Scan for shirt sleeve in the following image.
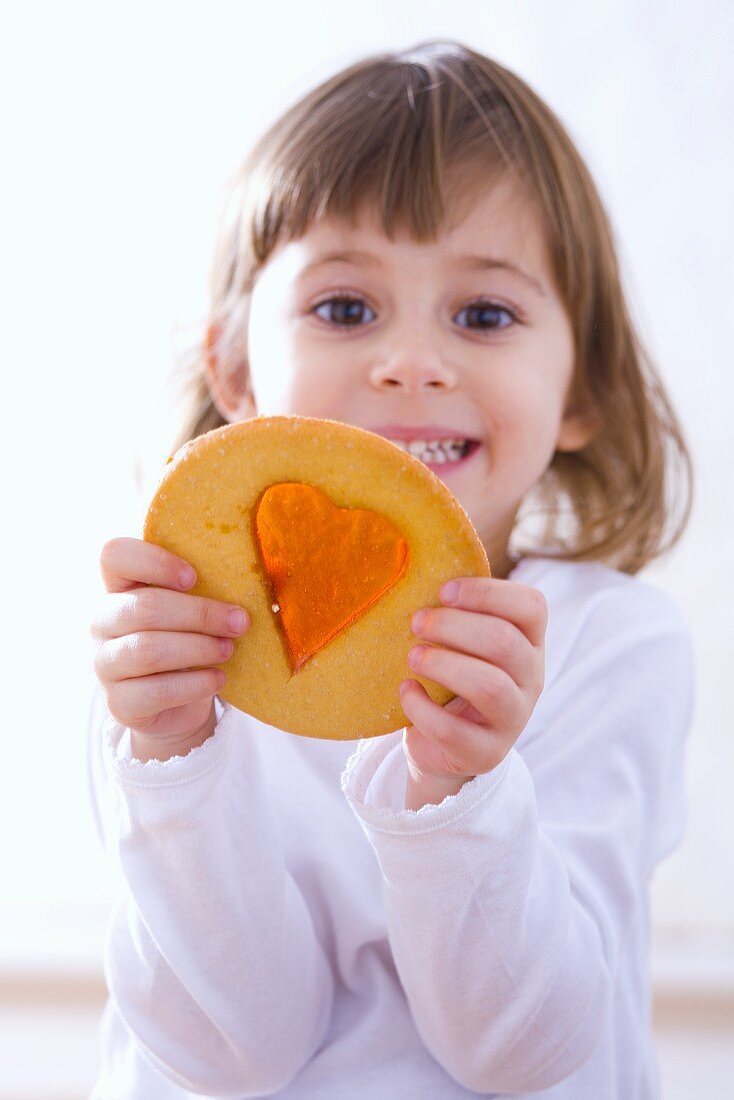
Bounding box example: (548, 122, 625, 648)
(340, 581, 694, 1094)
(87, 689, 335, 1096)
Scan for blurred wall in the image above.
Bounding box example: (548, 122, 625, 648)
(1, 0, 732, 1004)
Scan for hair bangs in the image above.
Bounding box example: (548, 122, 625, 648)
(244, 57, 518, 263)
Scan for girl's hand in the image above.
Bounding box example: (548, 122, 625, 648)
(400, 577, 547, 810)
(90, 537, 250, 762)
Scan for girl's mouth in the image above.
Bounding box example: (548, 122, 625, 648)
(387, 437, 481, 474)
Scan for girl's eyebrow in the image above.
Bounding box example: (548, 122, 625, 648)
(296, 250, 380, 278)
(456, 255, 547, 298)
(296, 249, 546, 297)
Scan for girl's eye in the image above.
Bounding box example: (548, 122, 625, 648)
(312, 296, 376, 326)
(456, 300, 517, 331)
(311, 295, 518, 331)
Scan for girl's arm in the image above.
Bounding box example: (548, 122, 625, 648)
(88, 536, 334, 1093)
(88, 685, 335, 1096)
(341, 580, 693, 1094)
(88, 536, 336, 1095)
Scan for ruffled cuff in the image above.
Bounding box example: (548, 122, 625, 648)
(102, 696, 232, 790)
(340, 729, 514, 835)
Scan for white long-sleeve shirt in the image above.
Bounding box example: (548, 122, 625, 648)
(87, 554, 694, 1099)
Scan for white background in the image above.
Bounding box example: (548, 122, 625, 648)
(1, 0, 732, 997)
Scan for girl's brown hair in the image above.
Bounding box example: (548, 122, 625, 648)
(169, 39, 693, 575)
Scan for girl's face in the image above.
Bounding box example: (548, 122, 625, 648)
(215, 176, 597, 576)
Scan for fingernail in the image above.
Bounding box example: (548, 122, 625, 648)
(407, 646, 424, 669)
(228, 609, 248, 633)
(179, 566, 196, 589)
(411, 610, 425, 633)
(441, 580, 459, 603)
(219, 638, 234, 658)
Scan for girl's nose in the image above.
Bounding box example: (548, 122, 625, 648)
(369, 340, 457, 392)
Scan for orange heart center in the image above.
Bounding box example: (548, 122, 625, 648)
(255, 482, 409, 672)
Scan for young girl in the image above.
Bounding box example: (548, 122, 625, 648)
(88, 39, 695, 1098)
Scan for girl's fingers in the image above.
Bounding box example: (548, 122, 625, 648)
(406, 645, 523, 733)
(440, 577, 548, 647)
(92, 587, 249, 642)
(400, 681, 506, 775)
(99, 537, 198, 594)
(106, 667, 226, 726)
(127, 700, 216, 741)
(410, 607, 537, 690)
(95, 631, 235, 683)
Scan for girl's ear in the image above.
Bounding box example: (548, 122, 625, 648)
(555, 399, 603, 453)
(205, 322, 257, 422)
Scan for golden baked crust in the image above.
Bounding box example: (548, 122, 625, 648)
(143, 416, 490, 739)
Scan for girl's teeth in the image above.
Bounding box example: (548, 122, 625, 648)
(391, 438, 468, 463)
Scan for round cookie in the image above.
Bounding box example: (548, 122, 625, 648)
(143, 415, 490, 739)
